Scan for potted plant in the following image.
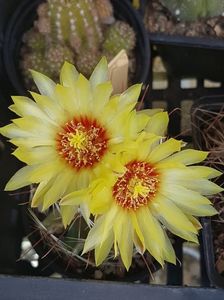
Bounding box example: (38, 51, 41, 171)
(2, 0, 150, 96)
(0, 55, 222, 282)
(142, 0, 224, 81)
(191, 96, 224, 287)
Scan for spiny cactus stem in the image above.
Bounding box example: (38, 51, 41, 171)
(85, 0, 103, 41)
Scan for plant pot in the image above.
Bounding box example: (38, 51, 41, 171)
(144, 0, 224, 81)
(191, 96, 224, 288)
(2, 0, 150, 96)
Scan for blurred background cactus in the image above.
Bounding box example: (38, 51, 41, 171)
(159, 0, 224, 22)
(145, 0, 224, 38)
(21, 0, 136, 86)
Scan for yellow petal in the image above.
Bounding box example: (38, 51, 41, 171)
(60, 189, 90, 206)
(175, 178, 223, 195)
(30, 69, 56, 98)
(119, 84, 142, 108)
(135, 135, 161, 161)
(185, 215, 202, 230)
(162, 230, 176, 264)
(162, 167, 214, 183)
(5, 166, 35, 190)
(54, 84, 78, 116)
(0, 124, 30, 139)
(60, 205, 78, 228)
(90, 57, 108, 88)
(29, 160, 63, 183)
(146, 112, 169, 136)
(95, 230, 114, 266)
(83, 215, 107, 253)
(138, 108, 163, 117)
(60, 61, 79, 87)
(92, 81, 113, 112)
(126, 111, 150, 138)
(130, 211, 145, 252)
(151, 195, 198, 234)
(79, 202, 91, 226)
(31, 92, 65, 123)
(90, 185, 112, 214)
(163, 149, 208, 165)
(151, 198, 199, 243)
(113, 211, 133, 270)
(41, 171, 73, 211)
(189, 166, 222, 179)
(13, 116, 57, 137)
(161, 184, 217, 216)
(10, 96, 53, 123)
(13, 146, 56, 165)
(31, 180, 53, 207)
(10, 137, 55, 148)
(148, 138, 181, 163)
(83, 205, 118, 254)
(133, 232, 144, 254)
(136, 207, 165, 265)
(76, 74, 92, 113)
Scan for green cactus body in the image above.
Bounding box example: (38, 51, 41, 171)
(103, 21, 136, 57)
(75, 50, 102, 77)
(21, 51, 51, 88)
(47, 0, 103, 54)
(160, 0, 224, 22)
(45, 43, 74, 76)
(23, 28, 46, 51)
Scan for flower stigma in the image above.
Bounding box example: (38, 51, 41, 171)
(68, 130, 87, 150)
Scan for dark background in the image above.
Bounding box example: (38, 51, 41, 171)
(0, 0, 27, 276)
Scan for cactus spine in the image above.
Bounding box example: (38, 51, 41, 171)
(21, 0, 137, 85)
(48, 0, 103, 53)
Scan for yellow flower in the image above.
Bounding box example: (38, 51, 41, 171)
(61, 135, 222, 270)
(0, 58, 168, 226)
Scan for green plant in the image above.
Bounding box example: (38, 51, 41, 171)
(160, 0, 224, 22)
(47, 0, 103, 54)
(103, 21, 136, 57)
(21, 0, 137, 86)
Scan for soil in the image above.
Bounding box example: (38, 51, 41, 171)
(145, 0, 224, 38)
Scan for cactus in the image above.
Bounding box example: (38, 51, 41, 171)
(37, 2, 49, 17)
(95, 0, 115, 24)
(21, 51, 51, 88)
(45, 43, 75, 76)
(103, 21, 136, 57)
(21, 0, 137, 87)
(47, 0, 103, 54)
(75, 50, 102, 77)
(34, 16, 51, 35)
(22, 28, 46, 51)
(159, 0, 224, 22)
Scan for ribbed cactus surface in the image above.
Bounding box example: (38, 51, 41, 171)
(21, 0, 136, 85)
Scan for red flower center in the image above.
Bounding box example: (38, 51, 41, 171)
(57, 116, 109, 170)
(113, 161, 159, 210)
